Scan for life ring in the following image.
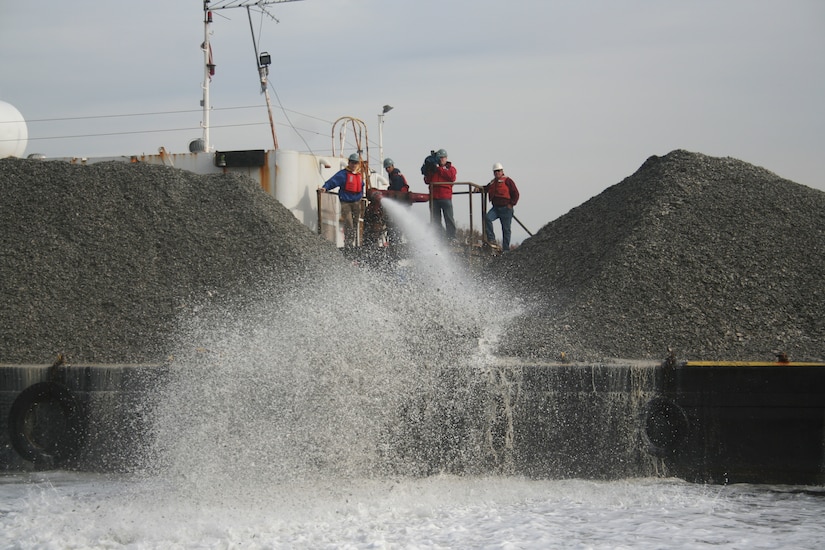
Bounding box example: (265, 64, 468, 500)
(641, 396, 690, 457)
(8, 381, 86, 467)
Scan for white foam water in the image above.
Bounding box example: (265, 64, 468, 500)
(2, 472, 823, 548)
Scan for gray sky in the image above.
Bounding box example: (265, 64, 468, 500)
(2, 0, 823, 243)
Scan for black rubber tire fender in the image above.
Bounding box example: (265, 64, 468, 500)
(641, 396, 690, 457)
(8, 381, 86, 467)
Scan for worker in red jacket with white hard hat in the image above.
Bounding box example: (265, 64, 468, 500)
(484, 162, 520, 251)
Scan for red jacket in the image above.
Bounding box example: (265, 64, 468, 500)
(425, 163, 457, 200)
(486, 176, 520, 207)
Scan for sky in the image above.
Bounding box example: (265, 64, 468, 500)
(2, 0, 824, 243)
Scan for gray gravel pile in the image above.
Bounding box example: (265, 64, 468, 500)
(491, 149, 825, 362)
(0, 158, 343, 364)
(3, 150, 823, 365)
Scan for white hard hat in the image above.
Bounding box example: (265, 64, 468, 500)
(492, 162, 504, 171)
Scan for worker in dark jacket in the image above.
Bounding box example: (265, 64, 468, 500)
(484, 162, 520, 251)
(384, 157, 409, 193)
(382, 157, 410, 249)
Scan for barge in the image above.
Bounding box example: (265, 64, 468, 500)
(2, 3, 823, 485)
(4, 357, 824, 484)
(1, 357, 165, 471)
(642, 358, 825, 484)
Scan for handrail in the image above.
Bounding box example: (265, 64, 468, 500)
(513, 214, 534, 237)
(318, 179, 534, 255)
(448, 181, 533, 238)
(428, 181, 494, 252)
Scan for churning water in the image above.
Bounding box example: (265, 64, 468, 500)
(2, 200, 824, 548)
(2, 472, 824, 548)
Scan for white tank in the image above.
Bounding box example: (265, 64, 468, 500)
(0, 101, 28, 158)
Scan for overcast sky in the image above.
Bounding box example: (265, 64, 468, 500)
(2, 0, 823, 243)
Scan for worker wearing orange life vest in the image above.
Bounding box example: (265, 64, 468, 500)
(484, 162, 520, 251)
(320, 153, 364, 249)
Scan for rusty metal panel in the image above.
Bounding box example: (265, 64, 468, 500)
(318, 191, 340, 244)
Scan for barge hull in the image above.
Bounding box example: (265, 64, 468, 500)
(3, 361, 825, 484)
(647, 362, 825, 484)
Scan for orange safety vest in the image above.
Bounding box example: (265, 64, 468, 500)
(344, 171, 363, 193)
(489, 178, 511, 201)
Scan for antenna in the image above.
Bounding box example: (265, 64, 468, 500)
(201, 0, 303, 152)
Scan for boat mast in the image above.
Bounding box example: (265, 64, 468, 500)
(202, 2, 214, 151)
(200, 0, 303, 153)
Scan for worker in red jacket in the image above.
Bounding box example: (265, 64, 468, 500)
(484, 162, 520, 251)
(423, 149, 458, 240)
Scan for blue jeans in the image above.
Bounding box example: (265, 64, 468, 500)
(485, 205, 514, 250)
(431, 198, 456, 239)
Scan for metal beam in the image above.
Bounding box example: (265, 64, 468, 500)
(206, 0, 303, 10)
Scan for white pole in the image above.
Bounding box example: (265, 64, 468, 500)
(378, 104, 393, 169)
(202, 4, 212, 152)
(378, 112, 384, 169)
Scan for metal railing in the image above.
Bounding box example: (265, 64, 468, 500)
(317, 181, 533, 256)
